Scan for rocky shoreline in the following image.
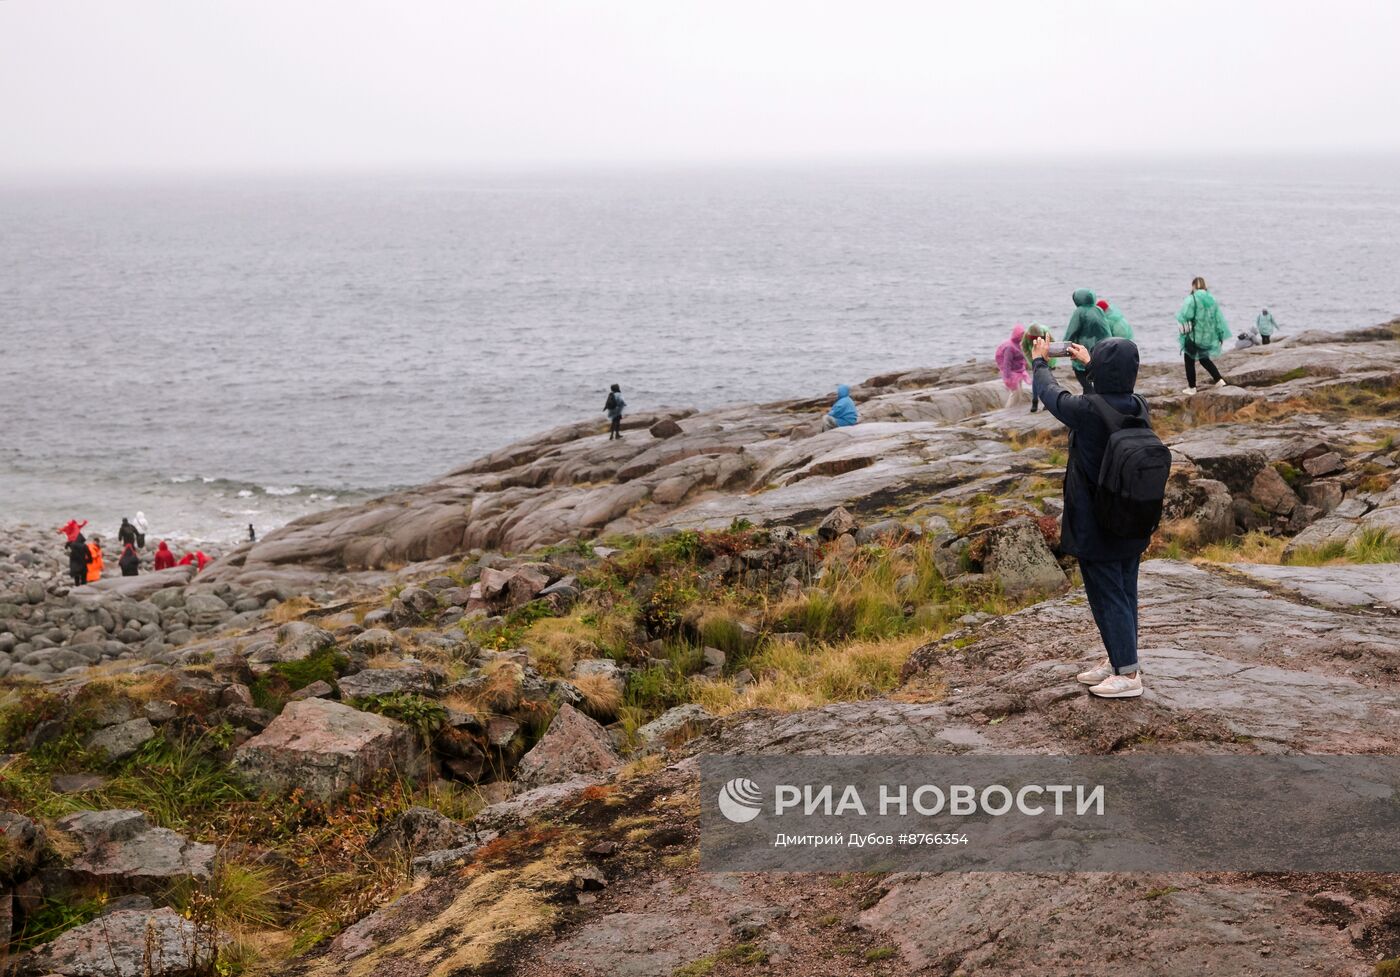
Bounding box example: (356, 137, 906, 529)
(2, 320, 1399, 977)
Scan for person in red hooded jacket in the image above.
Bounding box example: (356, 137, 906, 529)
(153, 541, 176, 571)
(177, 553, 195, 567)
(195, 551, 210, 571)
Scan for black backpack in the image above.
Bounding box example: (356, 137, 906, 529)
(1084, 395, 1172, 538)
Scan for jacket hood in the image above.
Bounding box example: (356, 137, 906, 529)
(157, 542, 170, 552)
(836, 384, 850, 398)
(1009, 323, 1026, 342)
(1072, 288, 1097, 308)
(1087, 338, 1139, 394)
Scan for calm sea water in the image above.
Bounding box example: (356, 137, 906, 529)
(3, 159, 1398, 544)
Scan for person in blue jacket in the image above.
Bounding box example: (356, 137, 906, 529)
(822, 384, 858, 431)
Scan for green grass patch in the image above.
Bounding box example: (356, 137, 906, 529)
(1274, 460, 1303, 487)
(1348, 527, 1400, 563)
(96, 730, 251, 832)
(1287, 529, 1400, 566)
(10, 894, 107, 951)
(250, 645, 347, 711)
(350, 692, 448, 745)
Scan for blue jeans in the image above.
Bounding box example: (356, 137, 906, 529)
(1078, 556, 1140, 674)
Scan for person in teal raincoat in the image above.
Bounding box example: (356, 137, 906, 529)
(1255, 308, 1278, 344)
(1096, 298, 1134, 340)
(1063, 289, 1109, 392)
(1175, 277, 1232, 394)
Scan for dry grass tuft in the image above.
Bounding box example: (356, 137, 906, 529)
(524, 615, 599, 676)
(571, 673, 623, 721)
(687, 634, 923, 715)
(270, 595, 315, 623)
(1192, 531, 1289, 565)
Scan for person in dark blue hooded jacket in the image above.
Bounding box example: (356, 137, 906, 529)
(1031, 336, 1152, 699)
(822, 384, 858, 431)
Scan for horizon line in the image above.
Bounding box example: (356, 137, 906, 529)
(3, 150, 1400, 186)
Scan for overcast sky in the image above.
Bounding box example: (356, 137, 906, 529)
(3, 0, 1398, 174)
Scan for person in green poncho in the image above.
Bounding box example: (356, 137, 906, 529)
(1063, 289, 1110, 392)
(1175, 277, 1232, 395)
(1020, 323, 1056, 413)
(1096, 298, 1134, 340)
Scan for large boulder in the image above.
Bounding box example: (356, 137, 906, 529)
(337, 666, 443, 700)
(1250, 466, 1300, 516)
(477, 565, 550, 608)
(0, 812, 46, 882)
(975, 518, 1068, 599)
(649, 417, 685, 439)
(85, 718, 156, 762)
(636, 704, 716, 750)
(184, 593, 232, 626)
(248, 620, 335, 665)
(20, 906, 216, 977)
(232, 698, 425, 800)
(347, 627, 398, 656)
(515, 703, 621, 786)
(1163, 475, 1235, 543)
(55, 809, 216, 890)
(366, 806, 474, 859)
(1170, 435, 1269, 494)
(817, 506, 858, 541)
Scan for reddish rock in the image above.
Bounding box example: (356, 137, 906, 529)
(515, 703, 621, 786)
(1250, 466, 1300, 515)
(649, 417, 685, 439)
(232, 698, 425, 800)
(1302, 451, 1345, 477)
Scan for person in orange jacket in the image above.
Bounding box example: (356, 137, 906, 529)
(153, 541, 176, 571)
(86, 536, 105, 582)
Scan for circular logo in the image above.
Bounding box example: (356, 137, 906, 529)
(717, 777, 763, 823)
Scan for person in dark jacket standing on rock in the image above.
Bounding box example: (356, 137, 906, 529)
(604, 384, 626, 440)
(119, 542, 140, 577)
(118, 517, 137, 549)
(1031, 336, 1153, 699)
(66, 532, 91, 587)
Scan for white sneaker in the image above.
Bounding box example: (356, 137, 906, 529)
(1088, 673, 1143, 699)
(1215, 378, 1228, 387)
(1076, 660, 1113, 685)
(1181, 387, 1197, 396)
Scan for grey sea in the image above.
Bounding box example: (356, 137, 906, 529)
(4, 158, 1398, 544)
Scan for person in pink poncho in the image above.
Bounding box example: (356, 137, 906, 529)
(995, 324, 1035, 412)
